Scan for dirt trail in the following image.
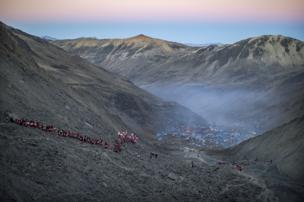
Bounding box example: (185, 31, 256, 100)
(182, 146, 279, 202)
(234, 167, 278, 201)
(183, 147, 209, 165)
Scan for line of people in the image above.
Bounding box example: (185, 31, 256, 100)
(10, 118, 139, 153)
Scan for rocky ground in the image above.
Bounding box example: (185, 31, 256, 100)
(1, 117, 288, 202)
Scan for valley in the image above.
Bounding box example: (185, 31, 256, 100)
(54, 34, 304, 145)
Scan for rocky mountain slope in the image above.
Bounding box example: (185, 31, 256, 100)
(207, 116, 304, 201)
(0, 23, 206, 137)
(53, 35, 304, 132)
(0, 22, 219, 201)
(53, 34, 191, 80)
(228, 115, 304, 182)
(53, 35, 304, 86)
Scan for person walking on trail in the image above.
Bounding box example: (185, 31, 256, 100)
(235, 164, 242, 171)
(104, 142, 110, 149)
(114, 143, 122, 153)
(150, 152, 158, 159)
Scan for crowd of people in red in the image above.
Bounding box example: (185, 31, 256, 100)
(10, 118, 139, 153)
(217, 160, 243, 171)
(113, 131, 139, 153)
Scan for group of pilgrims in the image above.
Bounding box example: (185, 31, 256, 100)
(10, 118, 139, 153)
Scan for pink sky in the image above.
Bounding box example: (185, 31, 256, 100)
(1, 0, 304, 23)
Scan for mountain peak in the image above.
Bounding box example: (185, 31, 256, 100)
(133, 34, 152, 39)
(127, 34, 153, 42)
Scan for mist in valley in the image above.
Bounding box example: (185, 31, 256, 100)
(141, 83, 280, 138)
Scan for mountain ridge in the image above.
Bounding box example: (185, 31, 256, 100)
(53, 34, 304, 85)
(53, 33, 304, 132)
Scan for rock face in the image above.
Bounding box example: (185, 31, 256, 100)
(53, 34, 304, 132)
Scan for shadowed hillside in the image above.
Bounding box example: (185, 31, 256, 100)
(227, 116, 304, 182)
(206, 117, 304, 202)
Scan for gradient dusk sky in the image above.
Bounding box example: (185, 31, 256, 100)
(1, 0, 304, 43)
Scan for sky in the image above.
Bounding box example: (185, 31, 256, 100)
(1, 0, 304, 44)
